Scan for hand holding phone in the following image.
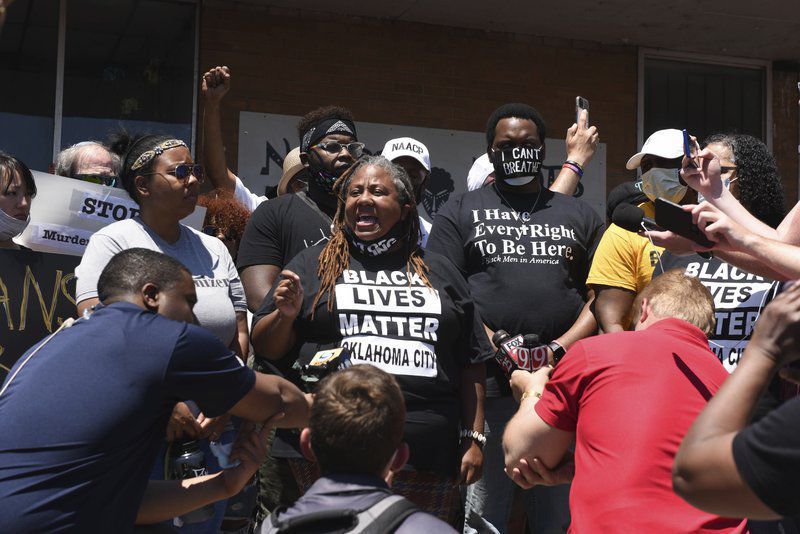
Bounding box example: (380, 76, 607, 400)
(575, 96, 589, 127)
(655, 197, 714, 248)
(682, 129, 700, 169)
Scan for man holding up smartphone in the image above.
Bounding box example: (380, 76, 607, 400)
(587, 129, 696, 333)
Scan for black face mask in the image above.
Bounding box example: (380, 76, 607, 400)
(344, 220, 407, 257)
(490, 146, 544, 186)
(307, 152, 350, 195)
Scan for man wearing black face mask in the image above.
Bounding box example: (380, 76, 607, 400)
(237, 106, 361, 312)
(428, 103, 604, 534)
(236, 106, 360, 516)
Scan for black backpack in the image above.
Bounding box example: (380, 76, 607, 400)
(260, 493, 419, 534)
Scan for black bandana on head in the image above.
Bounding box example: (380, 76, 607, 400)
(343, 220, 407, 257)
(300, 117, 357, 152)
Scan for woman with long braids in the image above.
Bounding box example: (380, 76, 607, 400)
(251, 155, 487, 523)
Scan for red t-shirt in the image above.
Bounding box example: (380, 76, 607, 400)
(535, 318, 748, 533)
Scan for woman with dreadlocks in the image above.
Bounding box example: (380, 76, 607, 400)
(252, 155, 487, 523)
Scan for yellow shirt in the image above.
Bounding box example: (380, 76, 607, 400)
(587, 202, 663, 294)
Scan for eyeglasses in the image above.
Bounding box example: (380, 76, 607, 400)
(75, 173, 117, 187)
(720, 165, 738, 175)
(142, 164, 204, 184)
(311, 141, 365, 158)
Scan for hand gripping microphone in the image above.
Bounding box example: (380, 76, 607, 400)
(612, 201, 711, 259)
(293, 347, 352, 391)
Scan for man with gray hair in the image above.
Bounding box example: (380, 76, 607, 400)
(55, 141, 120, 187)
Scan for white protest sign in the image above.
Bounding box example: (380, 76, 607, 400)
(17, 171, 206, 256)
(237, 111, 606, 219)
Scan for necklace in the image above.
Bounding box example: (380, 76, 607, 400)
(493, 182, 543, 220)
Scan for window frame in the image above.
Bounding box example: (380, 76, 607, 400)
(637, 48, 773, 155)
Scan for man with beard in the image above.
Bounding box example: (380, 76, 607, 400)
(428, 103, 603, 533)
(237, 106, 361, 311)
(236, 106, 360, 514)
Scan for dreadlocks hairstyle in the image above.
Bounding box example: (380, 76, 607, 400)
(312, 155, 431, 316)
(703, 133, 785, 228)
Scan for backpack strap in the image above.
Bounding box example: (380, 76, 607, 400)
(263, 506, 358, 534)
(354, 495, 420, 534)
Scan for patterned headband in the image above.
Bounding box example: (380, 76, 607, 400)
(130, 139, 188, 171)
(300, 118, 357, 152)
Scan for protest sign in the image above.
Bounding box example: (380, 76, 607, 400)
(0, 250, 80, 380)
(16, 171, 206, 256)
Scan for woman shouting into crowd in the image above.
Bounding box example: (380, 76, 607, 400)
(251, 155, 488, 524)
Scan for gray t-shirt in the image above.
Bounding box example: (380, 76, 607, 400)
(75, 218, 246, 346)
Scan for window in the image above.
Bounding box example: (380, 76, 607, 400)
(0, 0, 59, 170)
(643, 56, 767, 146)
(61, 0, 196, 148)
(0, 0, 197, 172)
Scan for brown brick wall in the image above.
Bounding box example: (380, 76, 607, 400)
(773, 68, 800, 206)
(198, 6, 639, 191)
(199, 6, 799, 203)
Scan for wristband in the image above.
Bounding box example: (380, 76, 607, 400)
(562, 162, 583, 178)
(460, 429, 487, 448)
(564, 160, 584, 172)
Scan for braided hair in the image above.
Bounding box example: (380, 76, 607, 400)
(312, 155, 431, 316)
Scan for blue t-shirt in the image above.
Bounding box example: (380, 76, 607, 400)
(0, 302, 256, 532)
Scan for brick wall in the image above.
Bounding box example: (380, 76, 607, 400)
(199, 5, 799, 203)
(773, 68, 800, 206)
(199, 5, 639, 191)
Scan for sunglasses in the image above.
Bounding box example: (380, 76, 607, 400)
(142, 164, 204, 184)
(75, 173, 117, 187)
(311, 141, 365, 158)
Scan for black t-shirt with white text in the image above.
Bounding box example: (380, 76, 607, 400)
(255, 245, 489, 476)
(655, 252, 778, 373)
(427, 185, 603, 396)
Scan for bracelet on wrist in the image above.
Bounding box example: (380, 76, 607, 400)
(520, 390, 542, 403)
(460, 429, 487, 448)
(562, 162, 584, 178)
(564, 159, 584, 172)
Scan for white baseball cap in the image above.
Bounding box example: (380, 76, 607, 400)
(381, 137, 431, 172)
(625, 129, 684, 170)
(467, 153, 495, 191)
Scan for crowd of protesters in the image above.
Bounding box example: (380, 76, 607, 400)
(1, 57, 800, 534)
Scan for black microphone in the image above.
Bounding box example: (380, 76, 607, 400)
(612, 201, 712, 260)
(612, 203, 661, 233)
(492, 329, 524, 377)
(522, 334, 540, 348)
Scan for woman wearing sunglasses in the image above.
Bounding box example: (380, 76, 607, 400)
(251, 155, 487, 524)
(74, 133, 248, 533)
